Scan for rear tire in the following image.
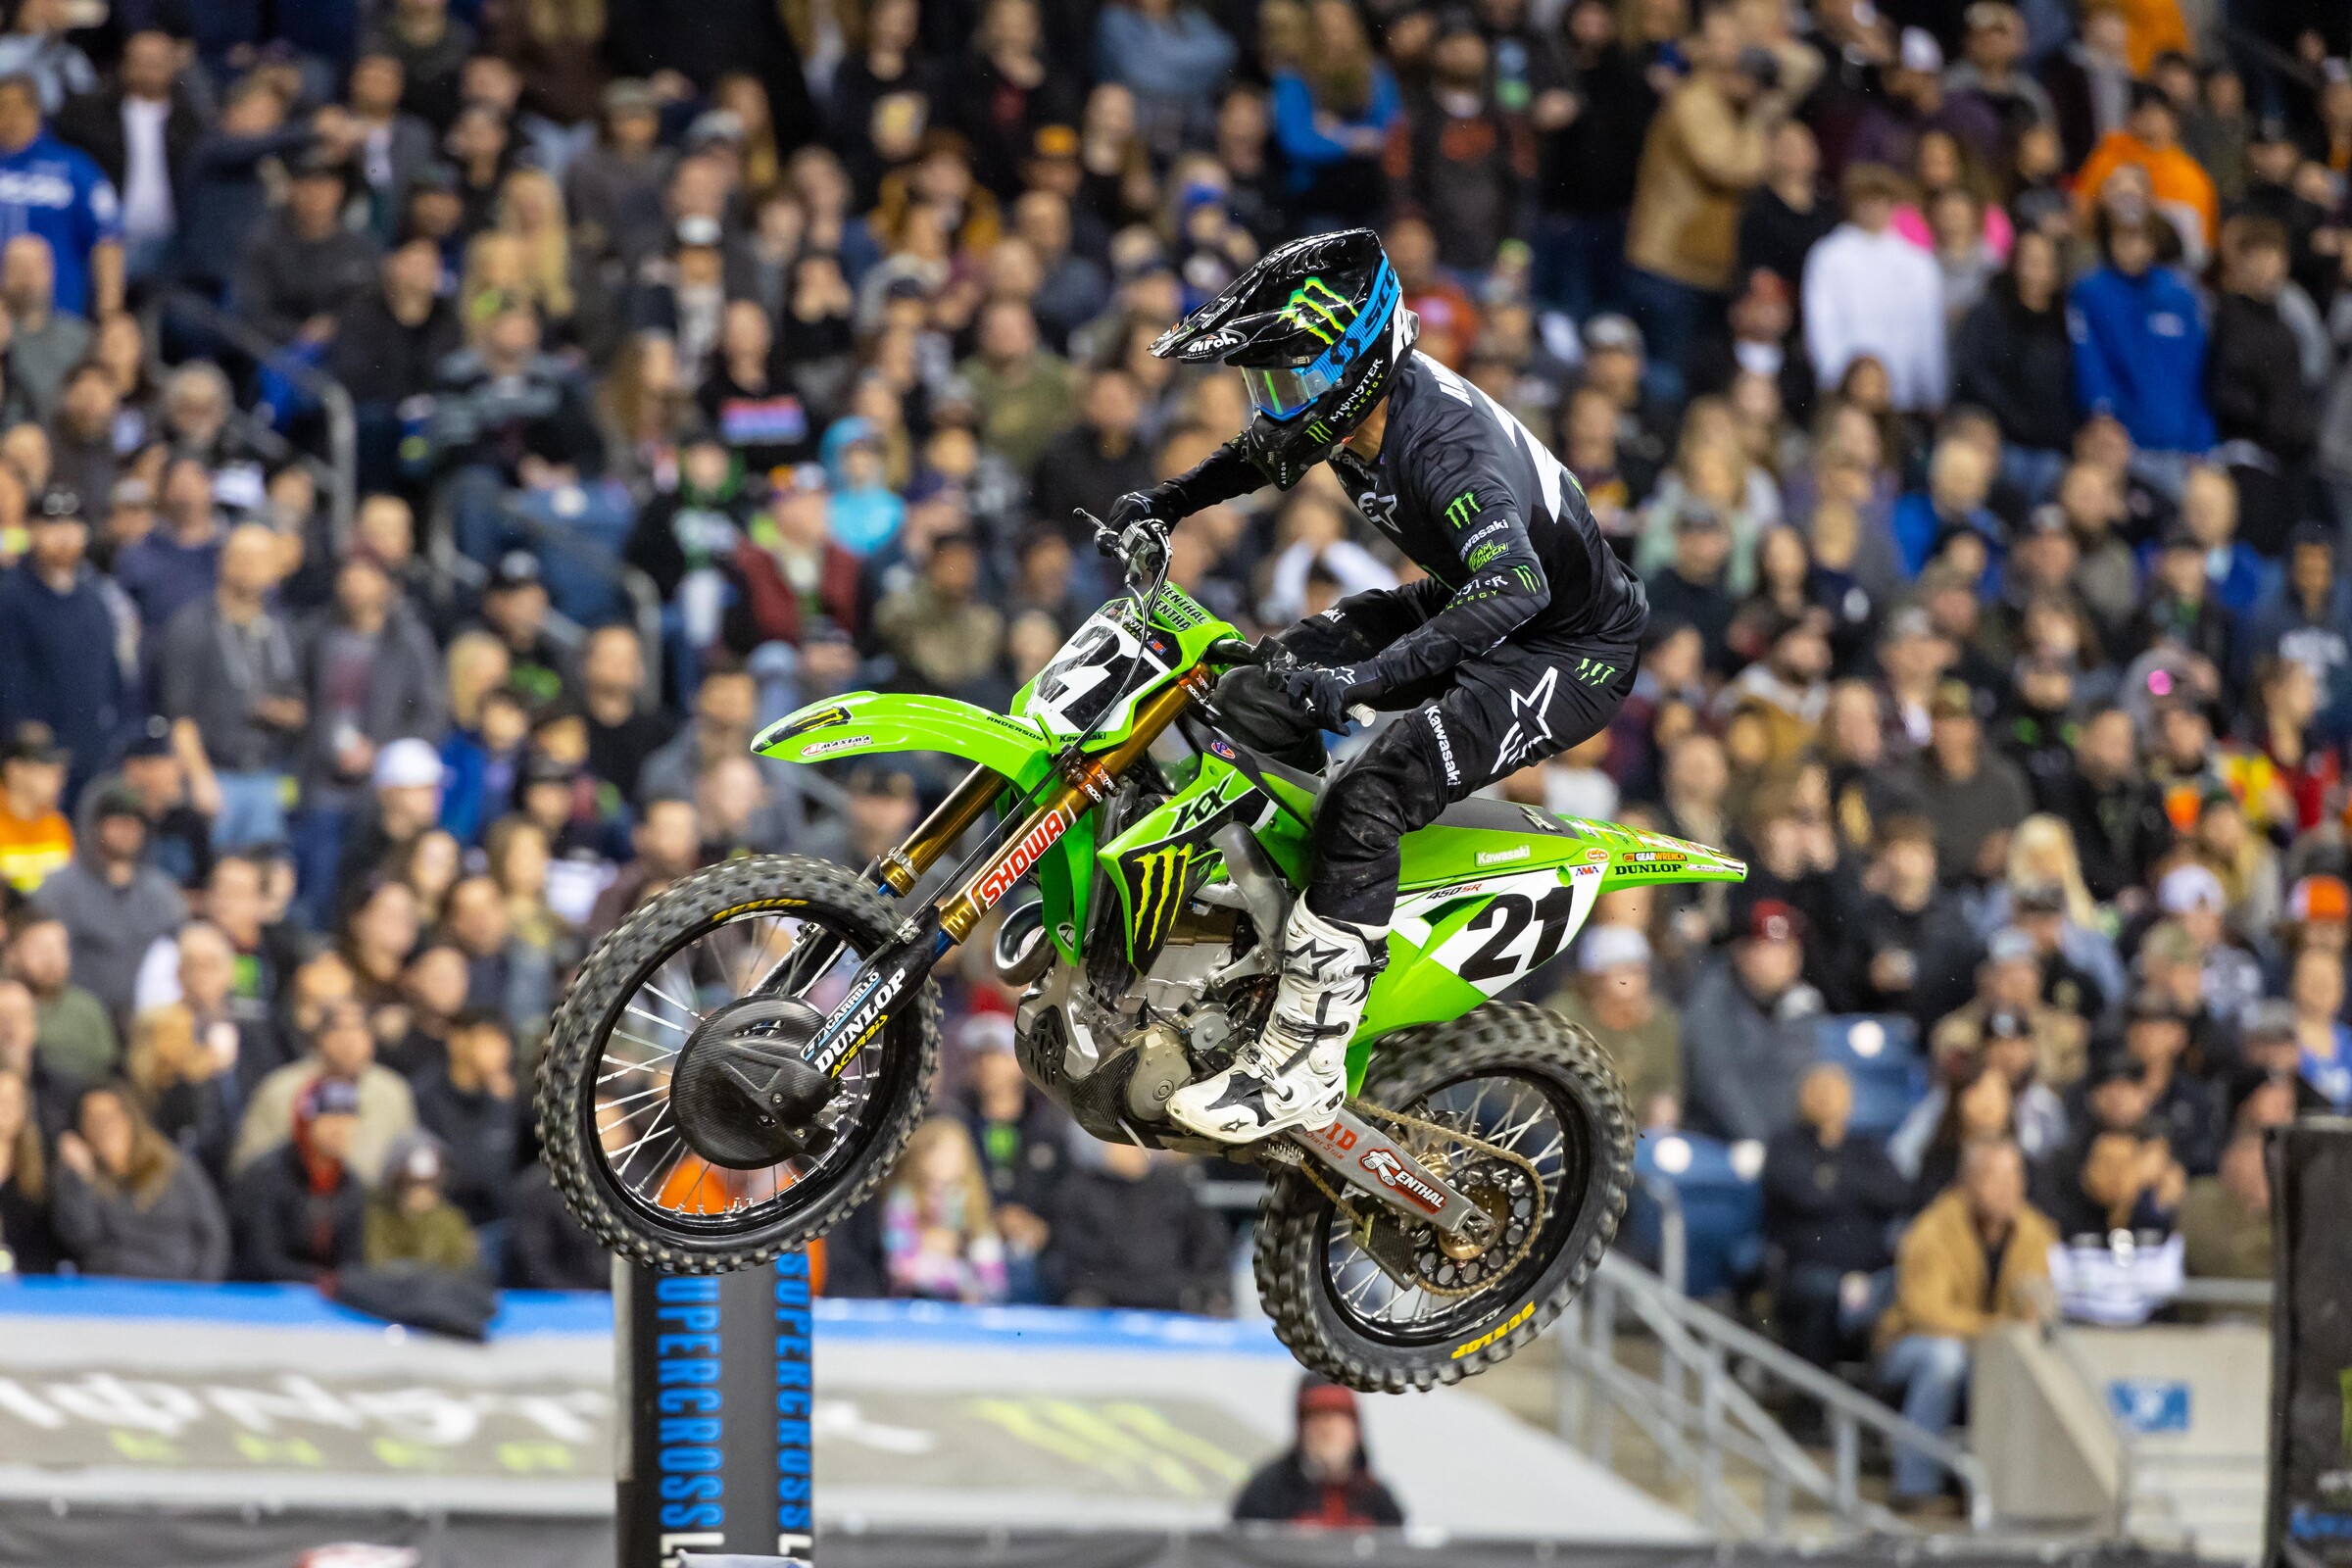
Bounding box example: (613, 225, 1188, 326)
(1252, 1003, 1632, 1392)
(534, 855, 940, 1274)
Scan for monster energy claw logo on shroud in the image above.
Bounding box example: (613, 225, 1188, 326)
(1279, 276, 1353, 344)
(1128, 844, 1197, 950)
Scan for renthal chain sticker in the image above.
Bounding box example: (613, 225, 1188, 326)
(807, 961, 912, 1076)
(1358, 1148, 1445, 1214)
(974, 807, 1076, 910)
(1451, 1300, 1536, 1360)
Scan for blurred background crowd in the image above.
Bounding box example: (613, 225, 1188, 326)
(0, 0, 2339, 1509)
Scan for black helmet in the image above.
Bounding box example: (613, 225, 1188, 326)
(1149, 228, 1415, 489)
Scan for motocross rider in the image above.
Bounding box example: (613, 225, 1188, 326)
(1114, 228, 1651, 1144)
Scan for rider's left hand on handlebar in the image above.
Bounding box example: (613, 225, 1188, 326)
(1279, 664, 1366, 731)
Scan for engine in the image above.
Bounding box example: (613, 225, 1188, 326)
(1011, 888, 1277, 1149)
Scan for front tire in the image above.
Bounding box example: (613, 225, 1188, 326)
(535, 856, 940, 1274)
(1253, 1004, 1633, 1392)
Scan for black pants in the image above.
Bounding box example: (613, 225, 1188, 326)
(1276, 601, 1640, 927)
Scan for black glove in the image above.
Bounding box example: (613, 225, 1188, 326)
(1278, 663, 1369, 732)
(1106, 489, 1173, 532)
(1211, 666, 1326, 771)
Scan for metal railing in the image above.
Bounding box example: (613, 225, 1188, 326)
(154, 289, 357, 549)
(424, 486, 667, 700)
(1552, 1251, 1993, 1538)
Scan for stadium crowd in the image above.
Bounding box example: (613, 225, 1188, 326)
(0, 0, 2339, 1507)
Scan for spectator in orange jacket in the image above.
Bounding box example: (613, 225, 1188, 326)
(2074, 86, 2216, 251)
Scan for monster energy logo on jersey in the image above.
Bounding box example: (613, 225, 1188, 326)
(1445, 490, 1482, 528)
(1126, 843, 1197, 951)
(1278, 277, 1353, 345)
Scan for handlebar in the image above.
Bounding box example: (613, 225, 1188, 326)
(1074, 507, 1167, 586)
(1077, 507, 1295, 675)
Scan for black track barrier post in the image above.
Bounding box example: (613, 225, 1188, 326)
(2265, 1115, 2352, 1568)
(615, 1250, 815, 1568)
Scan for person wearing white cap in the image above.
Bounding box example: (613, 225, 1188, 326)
(2152, 861, 2263, 1026)
(320, 735, 449, 914)
(1551, 922, 1682, 1128)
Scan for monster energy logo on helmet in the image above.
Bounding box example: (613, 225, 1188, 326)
(1278, 276, 1354, 345)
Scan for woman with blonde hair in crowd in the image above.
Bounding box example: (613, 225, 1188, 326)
(1979, 813, 2127, 1010)
(712, 73, 784, 197)
(881, 1117, 1006, 1303)
(493, 167, 586, 341)
(485, 813, 577, 975)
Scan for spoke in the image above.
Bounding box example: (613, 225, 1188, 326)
(613, 1105, 675, 1179)
(624, 1004, 692, 1038)
(599, 1081, 670, 1110)
(634, 1137, 690, 1202)
(642, 977, 702, 1024)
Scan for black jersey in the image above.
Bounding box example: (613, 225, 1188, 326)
(1152, 348, 1647, 700)
(1318, 352, 1647, 697)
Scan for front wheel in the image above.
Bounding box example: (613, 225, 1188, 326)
(1252, 1004, 1633, 1392)
(534, 856, 940, 1273)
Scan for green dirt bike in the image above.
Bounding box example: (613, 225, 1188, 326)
(537, 515, 1745, 1391)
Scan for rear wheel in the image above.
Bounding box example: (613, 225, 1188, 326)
(1252, 1004, 1632, 1392)
(534, 856, 939, 1273)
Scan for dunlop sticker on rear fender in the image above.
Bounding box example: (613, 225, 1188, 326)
(1452, 1300, 1536, 1359)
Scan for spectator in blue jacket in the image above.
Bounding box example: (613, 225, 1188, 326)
(0, 71, 120, 320)
(0, 491, 126, 798)
(1267, 2, 1400, 230)
(2066, 208, 2212, 477)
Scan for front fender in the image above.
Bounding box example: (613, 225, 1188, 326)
(754, 693, 1059, 792)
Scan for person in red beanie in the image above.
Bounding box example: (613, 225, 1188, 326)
(1231, 1375, 1405, 1529)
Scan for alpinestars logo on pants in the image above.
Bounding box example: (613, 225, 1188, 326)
(1495, 666, 1557, 769)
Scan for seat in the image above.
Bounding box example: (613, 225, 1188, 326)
(1631, 1131, 1764, 1297)
(1815, 1015, 1928, 1138)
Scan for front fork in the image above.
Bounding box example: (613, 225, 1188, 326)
(758, 671, 1211, 1122)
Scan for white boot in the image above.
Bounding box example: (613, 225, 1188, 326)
(1167, 901, 1388, 1143)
